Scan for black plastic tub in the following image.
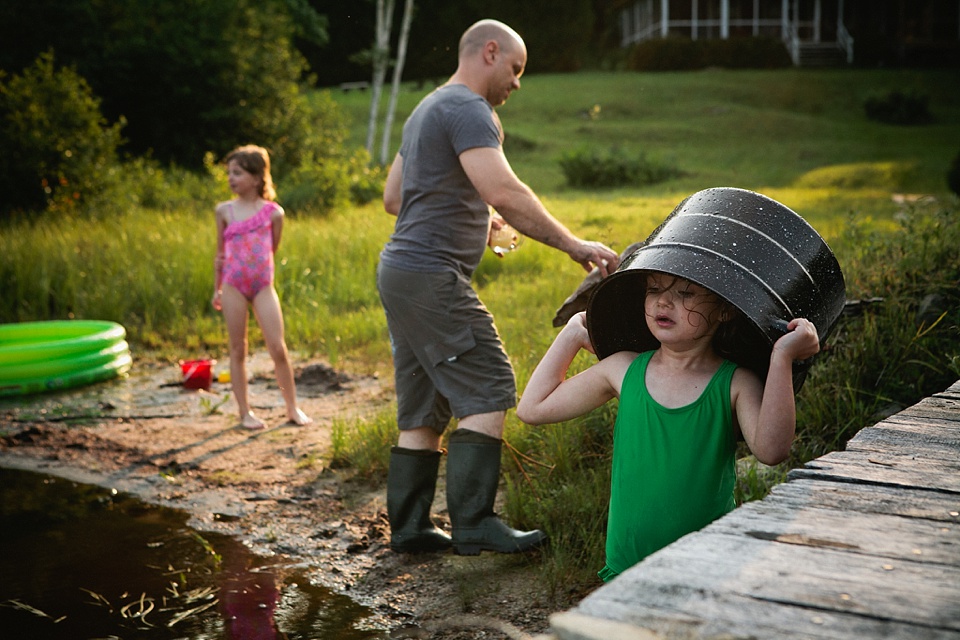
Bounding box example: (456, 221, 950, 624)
(586, 187, 846, 389)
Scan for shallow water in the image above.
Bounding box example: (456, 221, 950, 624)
(0, 467, 383, 639)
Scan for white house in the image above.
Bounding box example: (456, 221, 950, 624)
(616, 0, 960, 66)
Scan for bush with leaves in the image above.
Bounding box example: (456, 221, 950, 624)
(863, 89, 933, 125)
(0, 0, 329, 172)
(628, 37, 708, 71)
(628, 36, 791, 71)
(279, 146, 384, 214)
(559, 147, 681, 188)
(948, 150, 960, 197)
(712, 37, 792, 69)
(0, 51, 124, 216)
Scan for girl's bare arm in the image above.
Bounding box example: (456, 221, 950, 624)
(517, 312, 629, 425)
(271, 206, 284, 252)
(212, 203, 228, 308)
(734, 318, 820, 465)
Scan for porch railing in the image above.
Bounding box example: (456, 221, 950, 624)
(837, 20, 855, 63)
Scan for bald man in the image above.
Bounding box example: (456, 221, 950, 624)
(378, 19, 619, 556)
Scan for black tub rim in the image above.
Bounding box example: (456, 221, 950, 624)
(585, 187, 846, 389)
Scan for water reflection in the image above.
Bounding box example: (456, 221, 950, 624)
(0, 467, 382, 639)
(221, 562, 280, 639)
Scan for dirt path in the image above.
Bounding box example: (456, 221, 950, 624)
(0, 354, 580, 639)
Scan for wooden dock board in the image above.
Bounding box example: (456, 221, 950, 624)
(549, 380, 960, 640)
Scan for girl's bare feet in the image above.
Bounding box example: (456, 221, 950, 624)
(288, 408, 312, 426)
(240, 412, 266, 430)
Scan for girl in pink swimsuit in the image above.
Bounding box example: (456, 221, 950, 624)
(212, 145, 311, 430)
(221, 200, 277, 302)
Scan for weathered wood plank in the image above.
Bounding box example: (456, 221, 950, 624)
(574, 531, 960, 635)
(788, 449, 960, 493)
(709, 493, 960, 566)
(767, 478, 960, 522)
(845, 422, 960, 462)
(934, 379, 960, 399)
(569, 592, 960, 640)
(881, 413, 960, 435)
(893, 396, 960, 423)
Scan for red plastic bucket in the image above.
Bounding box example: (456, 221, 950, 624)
(179, 359, 215, 390)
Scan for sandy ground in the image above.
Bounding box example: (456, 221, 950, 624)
(0, 354, 583, 639)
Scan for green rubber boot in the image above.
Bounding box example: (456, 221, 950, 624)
(387, 447, 452, 553)
(445, 429, 547, 556)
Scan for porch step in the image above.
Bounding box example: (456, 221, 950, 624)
(798, 42, 848, 67)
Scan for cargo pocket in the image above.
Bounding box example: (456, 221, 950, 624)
(424, 325, 475, 367)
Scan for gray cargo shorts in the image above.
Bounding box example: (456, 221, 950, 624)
(376, 263, 517, 433)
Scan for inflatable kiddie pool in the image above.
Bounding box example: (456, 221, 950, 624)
(0, 320, 132, 397)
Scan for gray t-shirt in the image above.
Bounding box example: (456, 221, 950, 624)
(379, 84, 503, 277)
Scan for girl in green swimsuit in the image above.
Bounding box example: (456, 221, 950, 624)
(517, 271, 821, 582)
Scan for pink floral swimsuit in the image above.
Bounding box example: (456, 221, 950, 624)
(221, 202, 277, 301)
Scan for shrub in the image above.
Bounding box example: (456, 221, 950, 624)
(948, 150, 960, 196)
(0, 51, 124, 216)
(559, 147, 681, 188)
(2, 0, 328, 171)
(863, 89, 933, 125)
(629, 37, 707, 71)
(711, 37, 792, 69)
(201, 88, 380, 216)
(255, 89, 350, 185)
(118, 155, 219, 213)
(347, 158, 387, 206)
(628, 36, 791, 71)
(279, 147, 384, 214)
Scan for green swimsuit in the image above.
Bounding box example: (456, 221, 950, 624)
(598, 351, 738, 582)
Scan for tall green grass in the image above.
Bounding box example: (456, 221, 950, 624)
(0, 202, 396, 370)
(3, 69, 959, 598)
(791, 200, 960, 462)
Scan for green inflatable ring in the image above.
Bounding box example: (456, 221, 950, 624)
(0, 340, 130, 382)
(0, 320, 126, 366)
(0, 320, 132, 397)
(0, 353, 133, 397)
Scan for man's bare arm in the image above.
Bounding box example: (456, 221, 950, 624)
(460, 146, 618, 275)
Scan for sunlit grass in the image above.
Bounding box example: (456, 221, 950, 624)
(336, 69, 960, 195)
(329, 404, 397, 478)
(0, 202, 397, 371)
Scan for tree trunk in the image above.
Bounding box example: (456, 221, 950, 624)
(379, 0, 415, 165)
(366, 0, 395, 156)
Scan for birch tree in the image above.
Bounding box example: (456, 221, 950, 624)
(365, 0, 394, 156)
(379, 0, 414, 165)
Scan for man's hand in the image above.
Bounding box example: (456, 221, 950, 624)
(569, 240, 619, 277)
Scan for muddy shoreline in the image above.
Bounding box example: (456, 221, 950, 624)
(0, 356, 578, 639)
